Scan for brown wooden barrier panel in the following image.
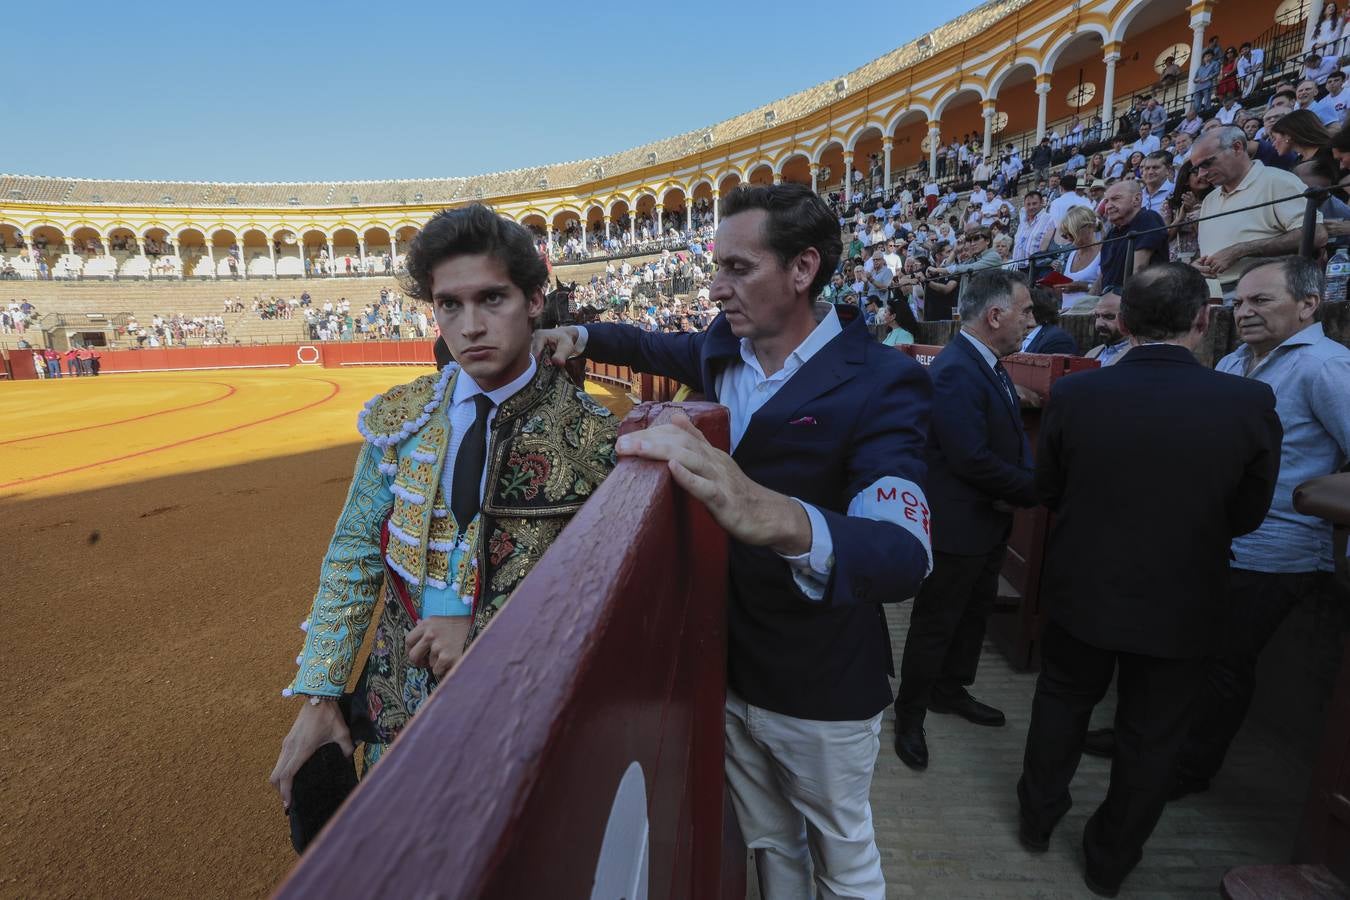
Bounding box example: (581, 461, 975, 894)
(4, 348, 37, 380)
(898, 344, 1098, 671)
(276, 401, 743, 900)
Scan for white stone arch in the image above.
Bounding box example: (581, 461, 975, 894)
(810, 138, 846, 165)
(844, 121, 887, 151)
(544, 203, 584, 221)
(1042, 24, 1110, 73)
(606, 195, 632, 216)
(290, 221, 332, 241)
(884, 107, 932, 135)
(137, 220, 174, 239)
(988, 59, 1042, 97)
(772, 147, 810, 169)
(715, 164, 747, 186)
(932, 85, 988, 120)
(686, 175, 715, 196)
(1109, 0, 1176, 44)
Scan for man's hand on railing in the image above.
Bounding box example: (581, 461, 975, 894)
(532, 326, 584, 367)
(616, 411, 811, 557)
(269, 698, 354, 811)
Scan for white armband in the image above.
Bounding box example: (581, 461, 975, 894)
(847, 476, 933, 575)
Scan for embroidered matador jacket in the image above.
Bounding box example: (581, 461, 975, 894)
(288, 360, 618, 745)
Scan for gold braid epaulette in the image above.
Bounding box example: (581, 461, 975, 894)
(356, 365, 455, 452)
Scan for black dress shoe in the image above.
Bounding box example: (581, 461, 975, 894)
(1083, 728, 1116, 758)
(929, 689, 1006, 727)
(1018, 813, 1050, 853)
(1168, 774, 1211, 801)
(1083, 868, 1123, 898)
(894, 722, 929, 770)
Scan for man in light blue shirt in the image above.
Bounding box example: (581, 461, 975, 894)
(1174, 256, 1350, 798)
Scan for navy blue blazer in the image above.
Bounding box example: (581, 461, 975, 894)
(926, 332, 1039, 556)
(1024, 324, 1080, 355)
(1037, 345, 1282, 658)
(584, 312, 933, 720)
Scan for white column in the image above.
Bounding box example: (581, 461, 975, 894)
(712, 190, 720, 229)
(580, 219, 587, 254)
(546, 223, 554, 250)
(134, 236, 144, 257)
(1102, 45, 1121, 136)
(358, 237, 366, 269)
(170, 239, 180, 278)
(604, 215, 611, 241)
(809, 163, 820, 194)
(325, 239, 334, 276)
(773, 172, 783, 184)
(629, 213, 636, 244)
(843, 156, 852, 196)
(1035, 77, 1052, 141)
(102, 233, 112, 258)
(928, 123, 941, 178)
(1305, 0, 1325, 52)
(685, 204, 692, 231)
(1187, 16, 1209, 97)
(208, 244, 218, 279)
(883, 137, 893, 192)
(982, 101, 996, 159)
(268, 237, 277, 278)
(655, 204, 664, 234)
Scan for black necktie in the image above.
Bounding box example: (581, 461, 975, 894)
(451, 394, 494, 533)
(994, 361, 1019, 410)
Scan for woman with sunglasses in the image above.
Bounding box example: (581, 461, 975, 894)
(1052, 204, 1102, 310)
(1163, 160, 1214, 261)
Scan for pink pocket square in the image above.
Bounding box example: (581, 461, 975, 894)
(789, 416, 818, 426)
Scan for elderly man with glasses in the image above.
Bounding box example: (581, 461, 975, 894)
(1191, 124, 1326, 300)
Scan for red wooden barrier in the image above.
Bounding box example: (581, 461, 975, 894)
(276, 402, 742, 900)
(320, 339, 435, 368)
(898, 345, 1098, 670)
(4, 348, 38, 380)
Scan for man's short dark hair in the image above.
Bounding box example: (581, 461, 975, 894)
(1247, 256, 1326, 311)
(958, 269, 1026, 320)
(1024, 190, 1044, 201)
(1120, 262, 1209, 340)
(401, 204, 548, 302)
(1145, 150, 1174, 166)
(721, 183, 843, 298)
(1060, 173, 1079, 191)
(1029, 286, 1060, 325)
(1332, 70, 1347, 81)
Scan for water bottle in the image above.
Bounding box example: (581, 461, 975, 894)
(1326, 248, 1350, 304)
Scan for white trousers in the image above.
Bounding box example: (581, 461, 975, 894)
(724, 693, 885, 900)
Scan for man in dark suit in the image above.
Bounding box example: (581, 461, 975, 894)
(1022, 287, 1081, 355)
(894, 268, 1039, 771)
(533, 183, 934, 899)
(1017, 262, 1282, 897)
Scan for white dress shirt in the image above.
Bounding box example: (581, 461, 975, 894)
(439, 356, 538, 514)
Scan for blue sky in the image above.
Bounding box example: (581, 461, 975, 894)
(5, 1, 985, 183)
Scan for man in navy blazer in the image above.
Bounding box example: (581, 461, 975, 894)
(1017, 263, 1280, 896)
(534, 184, 933, 900)
(1021, 287, 1082, 355)
(894, 269, 1040, 771)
